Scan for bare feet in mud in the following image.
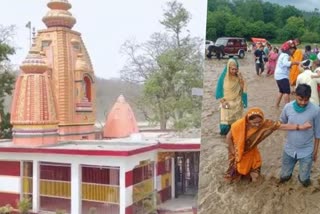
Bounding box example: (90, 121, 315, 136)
(250, 172, 260, 183)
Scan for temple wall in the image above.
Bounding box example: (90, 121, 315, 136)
(0, 149, 157, 214)
(0, 161, 21, 208)
(156, 152, 174, 203)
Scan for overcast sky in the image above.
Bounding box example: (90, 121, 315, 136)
(0, 0, 207, 79)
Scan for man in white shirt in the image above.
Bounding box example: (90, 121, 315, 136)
(274, 47, 300, 107)
(296, 60, 320, 106)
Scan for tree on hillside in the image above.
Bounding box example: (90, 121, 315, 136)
(225, 18, 247, 37)
(234, 0, 264, 22)
(275, 5, 303, 27)
(261, 2, 278, 23)
(277, 16, 305, 41)
(0, 25, 16, 138)
(206, 10, 232, 40)
(207, 0, 232, 12)
(206, 0, 320, 42)
(120, 0, 203, 130)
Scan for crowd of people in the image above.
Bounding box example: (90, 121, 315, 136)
(215, 39, 320, 187)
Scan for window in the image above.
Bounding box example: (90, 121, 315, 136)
(227, 41, 234, 46)
(72, 43, 81, 51)
(41, 40, 51, 49)
(83, 76, 92, 102)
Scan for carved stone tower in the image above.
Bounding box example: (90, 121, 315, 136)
(11, 45, 59, 146)
(38, 0, 96, 140)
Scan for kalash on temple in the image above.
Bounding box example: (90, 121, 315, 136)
(0, 1, 200, 214)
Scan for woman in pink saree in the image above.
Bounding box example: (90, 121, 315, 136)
(266, 47, 279, 76)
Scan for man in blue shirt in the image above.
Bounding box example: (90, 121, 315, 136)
(279, 84, 320, 187)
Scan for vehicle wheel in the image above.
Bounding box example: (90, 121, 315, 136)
(238, 50, 245, 58)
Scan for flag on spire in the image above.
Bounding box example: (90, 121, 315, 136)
(25, 21, 31, 29)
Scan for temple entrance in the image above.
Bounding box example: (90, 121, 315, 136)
(174, 152, 200, 197)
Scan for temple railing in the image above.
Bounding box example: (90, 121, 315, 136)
(82, 183, 119, 204)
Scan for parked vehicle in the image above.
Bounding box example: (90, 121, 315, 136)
(207, 37, 247, 59)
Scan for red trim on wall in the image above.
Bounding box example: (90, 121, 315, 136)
(158, 186, 171, 203)
(125, 170, 133, 187)
(0, 143, 199, 156)
(0, 192, 19, 207)
(0, 144, 158, 156)
(125, 205, 133, 214)
(127, 145, 159, 155)
(0, 161, 20, 176)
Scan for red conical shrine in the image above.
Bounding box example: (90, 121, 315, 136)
(103, 95, 139, 138)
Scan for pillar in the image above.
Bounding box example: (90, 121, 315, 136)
(119, 166, 126, 214)
(171, 157, 175, 199)
(71, 163, 81, 214)
(32, 161, 39, 213)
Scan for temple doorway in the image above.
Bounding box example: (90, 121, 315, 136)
(174, 152, 200, 197)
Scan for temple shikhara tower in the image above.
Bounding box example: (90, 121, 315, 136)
(10, 45, 59, 146)
(11, 0, 96, 144)
(0, 1, 200, 214)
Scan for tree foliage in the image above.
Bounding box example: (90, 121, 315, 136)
(206, 0, 320, 43)
(121, 0, 203, 130)
(0, 25, 16, 138)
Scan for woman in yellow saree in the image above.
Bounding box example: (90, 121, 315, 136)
(224, 107, 312, 183)
(289, 48, 303, 87)
(216, 58, 247, 135)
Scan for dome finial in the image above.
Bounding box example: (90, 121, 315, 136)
(42, 0, 76, 29)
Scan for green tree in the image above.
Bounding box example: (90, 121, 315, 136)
(225, 17, 247, 37)
(306, 16, 320, 33)
(206, 10, 232, 40)
(207, 0, 232, 12)
(234, 0, 264, 22)
(277, 16, 305, 41)
(301, 30, 320, 43)
(261, 2, 278, 23)
(245, 21, 266, 38)
(121, 0, 203, 130)
(275, 5, 303, 27)
(206, 0, 320, 44)
(261, 22, 278, 41)
(0, 25, 16, 139)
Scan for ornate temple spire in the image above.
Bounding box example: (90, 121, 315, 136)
(20, 45, 47, 74)
(11, 43, 59, 146)
(103, 95, 139, 138)
(42, 0, 76, 29)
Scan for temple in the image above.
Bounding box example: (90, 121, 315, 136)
(0, 1, 200, 214)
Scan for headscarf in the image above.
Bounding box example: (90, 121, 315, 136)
(301, 59, 313, 69)
(230, 107, 281, 163)
(215, 58, 248, 107)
